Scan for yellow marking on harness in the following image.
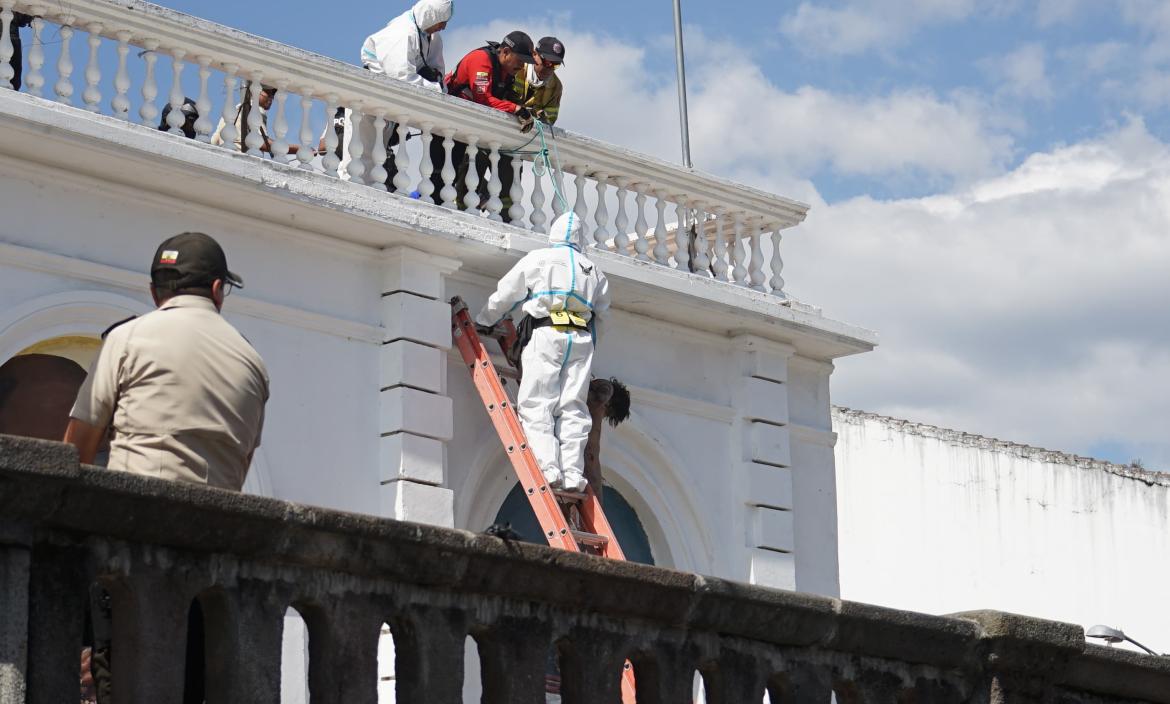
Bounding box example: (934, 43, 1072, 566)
(550, 310, 588, 328)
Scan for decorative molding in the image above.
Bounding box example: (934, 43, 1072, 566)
(621, 383, 737, 425)
(789, 423, 838, 449)
(0, 241, 383, 344)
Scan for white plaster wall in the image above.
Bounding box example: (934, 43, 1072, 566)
(834, 408, 1170, 654)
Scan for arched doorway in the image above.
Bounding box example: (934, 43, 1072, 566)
(491, 482, 656, 565)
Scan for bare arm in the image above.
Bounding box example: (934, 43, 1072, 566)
(64, 418, 106, 465)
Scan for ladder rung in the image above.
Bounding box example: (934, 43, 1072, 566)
(555, 490, 589, 504)
(572, 530, 609, 547)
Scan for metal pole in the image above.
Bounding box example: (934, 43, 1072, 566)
(672, 0, 693, 169)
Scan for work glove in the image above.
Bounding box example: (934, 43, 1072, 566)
(516, 106, 535, 133)
(533, 108, 550, 124)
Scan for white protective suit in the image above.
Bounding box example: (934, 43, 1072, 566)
(341, 0, 452, 181)
(476, 213, 611, 492)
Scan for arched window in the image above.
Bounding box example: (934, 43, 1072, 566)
(492, 483, 656, 565)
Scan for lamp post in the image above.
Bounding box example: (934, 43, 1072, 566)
(672, 0, 692, 169)
(1087, 624, 1161, 656)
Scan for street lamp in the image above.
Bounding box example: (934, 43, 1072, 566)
(1086, 624, 1160, 656)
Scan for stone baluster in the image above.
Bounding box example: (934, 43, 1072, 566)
(477, 617, 553, 704)
(300, 599, 381, 704)
(462, 135, 480, 211)
(508, 158, 525, 225)
(748, 219, 767, 291)
(24, 12, 44, 98)
(613, 177, 631, 256)
(593, 172, 611, 250)
(712, 207, 729, 281)
(418, 123, 436, 203)
(367, 110, 388, 191)
(321, 93, 340, 176)
(692, 202, 711, 274)
(345, 102, 369, 183)
(572, 166, 589, 241)
(674, 198, 692, 271)
(269, 79, 290, 160)
(218, 64, 239, 147)
(193, 56, 213, 141)
(439, 130, 457, 208)
(243, 73, 265, 156)
(52, 16, 74, 105)
(297, 90, 315, 169)
(528, 162, 547, 230)
(137, 39, 160, 126)
(551, 166, 566, 220)
(633, 185, 650, 262)
(769, 226, 786, 297)
(731, 213, 748, 286)
(555, 628, 630, 704)
(0, 2, 15, 90)
(485, 142, 504, 221)
(164, 48, 186, 134)
(392, 606, 469, 704)
(111, 31, 132, 119)
(393, 118, 412, 193)
(652, 191, 670, 266)
(82, 23, 102, 111)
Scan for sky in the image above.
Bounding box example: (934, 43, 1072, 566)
(148, 0, 1170, 470)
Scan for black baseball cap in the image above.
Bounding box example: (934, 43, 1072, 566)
(537, 36, 565, 64)
(150, 232, 244, 290)
(500, 31, 536, 64)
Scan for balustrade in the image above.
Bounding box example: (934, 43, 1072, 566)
(2, 435, 1168, 704)
(0, 0, 805, 299)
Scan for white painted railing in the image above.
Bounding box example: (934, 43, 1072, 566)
(0, 0, 807, 296)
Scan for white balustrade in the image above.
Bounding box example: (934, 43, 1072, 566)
(0, 0, 805, 301)
(528, 161, 546, 230)
(485, 142, 503, 221)
(418, 123, 436, 203)
(164, 48, 186, 134)
(138, 39, 159, 126)
(296, 90, 315, 168)
(24, 13, 43, 98)
(83, 23, 102, 111)
(270, 79, 290, 160)
(633, 185, 650, 262)
(0, 3, 15, 90)
(193, 57, 213, 141)
(674, 198, 691, 272)
(731, 214, 748, 286)
(462, 135, 480, 211)
(652, 191, 670, 266)
(593, 172, 610, 250)
(111, 31, 131, 119)
(439, 130, 457, 208)
(769, 227, 786, 297)
(613, 178, 631, 256)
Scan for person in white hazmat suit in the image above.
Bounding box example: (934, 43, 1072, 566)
(476, 212, 611, 493)
(340, 0, 453, 188)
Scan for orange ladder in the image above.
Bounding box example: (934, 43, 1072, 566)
(450, 296, 636, 701)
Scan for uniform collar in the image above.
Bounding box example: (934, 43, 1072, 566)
(159, 295, 218, 313)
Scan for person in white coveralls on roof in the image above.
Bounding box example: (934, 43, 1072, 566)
(477, 213, 611, 493)
(340, 0, 454, 189)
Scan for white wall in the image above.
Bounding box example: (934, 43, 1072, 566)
(834, 407, 1170, 654)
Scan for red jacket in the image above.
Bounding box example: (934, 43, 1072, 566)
(445, 46, 521, 114)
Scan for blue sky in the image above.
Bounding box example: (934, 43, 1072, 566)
(128, 1, 1170, 468)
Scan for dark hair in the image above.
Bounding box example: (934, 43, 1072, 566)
(151, 269, 214, 301)
(605, 378, 631, 427)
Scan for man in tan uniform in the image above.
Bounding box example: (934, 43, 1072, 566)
(65, 232, 269, 491)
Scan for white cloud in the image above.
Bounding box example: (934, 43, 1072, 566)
(778, 0, 994, 56)
(980, 43, 1053, 100)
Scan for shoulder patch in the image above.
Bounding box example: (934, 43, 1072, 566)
(101, 316, 137, 340)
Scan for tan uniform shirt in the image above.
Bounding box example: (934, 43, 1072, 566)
(70, 295, 269, 490)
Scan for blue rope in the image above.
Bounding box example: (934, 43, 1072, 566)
(535, 121, 571, 214)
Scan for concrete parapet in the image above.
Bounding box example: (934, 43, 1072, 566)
(1, 434, 1168, 703)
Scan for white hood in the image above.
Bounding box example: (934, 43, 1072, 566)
(412, 0, 453, 32)
(548, 212, 585, 249)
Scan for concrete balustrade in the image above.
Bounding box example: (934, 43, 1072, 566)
(0, 0, 804, 297)
(1, 433, 1169, 703)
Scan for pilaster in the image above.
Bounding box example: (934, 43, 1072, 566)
(731, 334, 796, 590)
(379, 247, 461, 527)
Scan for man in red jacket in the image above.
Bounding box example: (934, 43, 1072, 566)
(436, 31, 535, 219)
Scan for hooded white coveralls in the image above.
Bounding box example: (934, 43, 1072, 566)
(476, 213, 611, 490)
(340, 0, 452, 181)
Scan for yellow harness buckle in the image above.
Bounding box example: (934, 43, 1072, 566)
(550, 310, 588, 328)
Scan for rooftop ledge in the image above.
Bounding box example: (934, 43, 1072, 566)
(0, 0, 876, 359)
(2, 434, 1168, 702)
